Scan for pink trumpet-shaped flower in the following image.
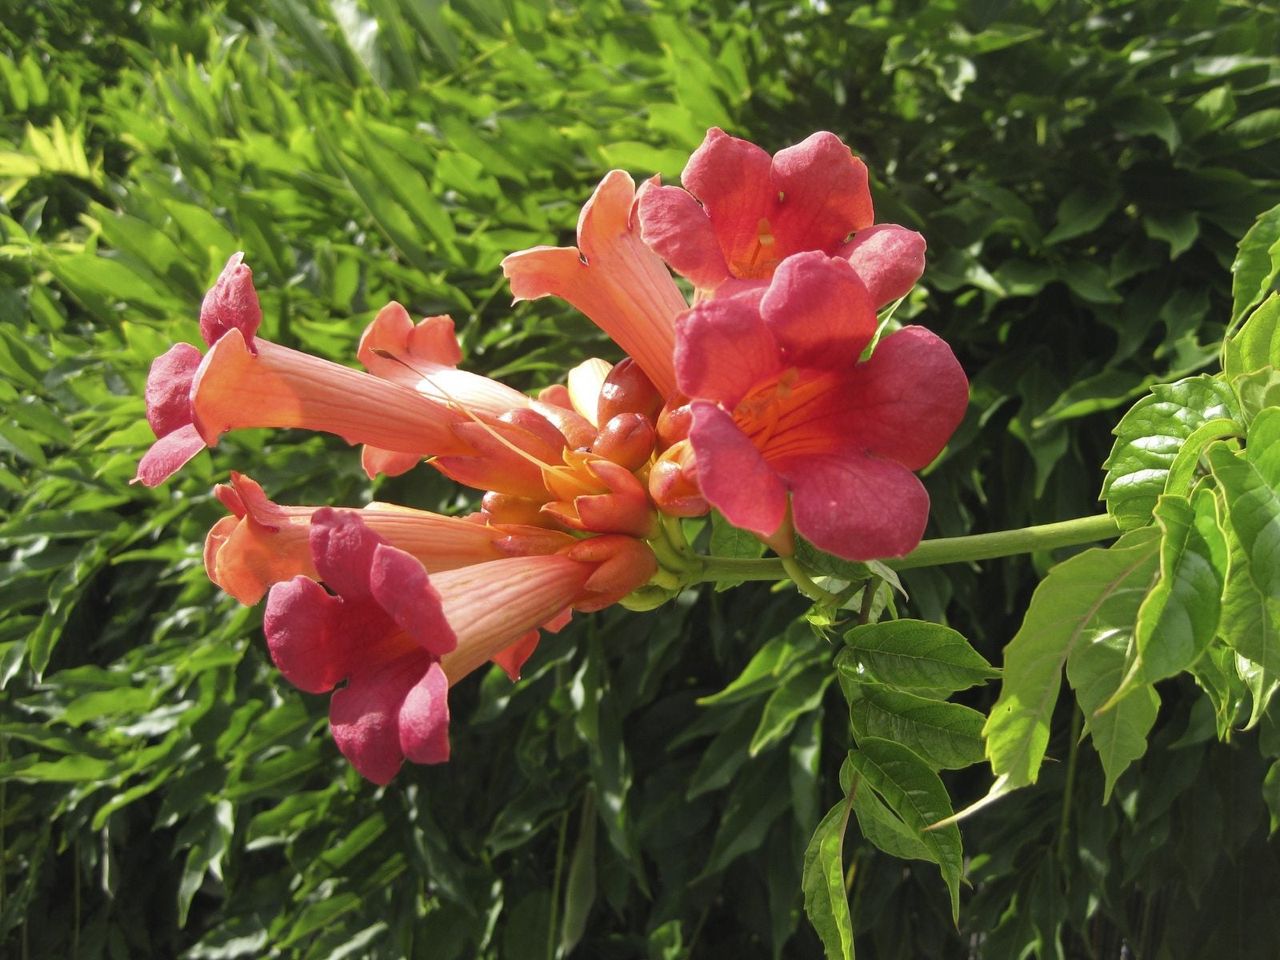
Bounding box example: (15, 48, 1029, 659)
(204, 472, 571, 605)
(135, 258, 478, 487)
(638, 128, 925, 305)
(502, 170, 687, 399)
(676, 251, 968, 561)
(264, 510, 655, 783)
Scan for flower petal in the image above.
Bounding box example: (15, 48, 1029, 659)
(783, 453, 930, 561)
(144, 342, 202, 437)
(199, 252, 262, 349)
(842, 326, 969, 470)
(769, 131, 874, 255)
(263, 575, 348, 694)
(680, 128, 774, 277)
(398, 661, 451, 765)
(357, 302, 531, 416)
(368, 543, 456, 658)
(134, 423, 207, 487)
(637, 181, 729, 289)
(839, 224, 926, 308)
(759, 252, 875, 368)
(330, 652, 426, 785)
(688, 401, 787, 538)
(675, 288, 781, 407)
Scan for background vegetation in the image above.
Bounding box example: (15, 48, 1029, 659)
(2, 0, 1279, 956)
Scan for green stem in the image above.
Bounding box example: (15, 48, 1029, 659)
(693, 514, 1120, 584)
(547, 809, 569, 960)
(781, 555, 843, 606)
(1057, 707, 1083, 864)
(887, 514, 1121, 571)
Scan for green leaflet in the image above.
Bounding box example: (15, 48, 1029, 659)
(1223, 293, 1280, 378)
(837, 619, 997, 697)
(1101, 376, 1241, 530)
(845, 738, 963, 920)
(1230, 203, 1280, 328)
(848, 682, 985, 771)
(749, 666, 833, 756)
(1127, 491, 1226, 689)
(984, 527, 1161, 790)
(802, 792, 856, 960)
(1064, 611, 1160, 802)
(708, 509, 767, 591)
(1209, 411, 1280, 602)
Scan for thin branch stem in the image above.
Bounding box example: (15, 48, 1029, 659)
(781, 555, 844, 606)
(693, 514, 1121, 584)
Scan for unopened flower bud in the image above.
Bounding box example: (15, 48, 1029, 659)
(592, 413, 656, 471)
(482, 491, 558, 527)
(656, 402, 693, 449)
(565, 534, 658, 611)
(648, 440, 708, 517)
(597, 357, 663, 425)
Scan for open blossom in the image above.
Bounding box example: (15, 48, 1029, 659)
(638, 128, 925, 306)
(135, 254, 477, 487)
(502, 170, 687, 399)
(264, 510, 656, 783)
(204, 472, 572, 605)
(676, 251, 968, 561)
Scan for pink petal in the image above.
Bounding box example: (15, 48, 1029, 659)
(769, 132, 874, 255)
(263, 576, 348, 694)
(133, 423, 207, 487)
(637, 182, 729, 289)
(491, 629, 540, 681)
(227, 472, 286, 529)
(309, 507, 382, 600)
(688, 401, 788, 538)
(759, 252, 876, 368)
(361, 446, 423, 479)
(681, 128, 775, 277)
(368, 543, 456, 658)
(398, 661, 451, 765)
(199, 252, 262, 348)
(144, 342, 203, 437)
(330, 652, 426, 784)
(675, 288, 780, 407)
(839, 224, 926, 308)
(843, 326, 969, 470)
(782, 454, 930, 561)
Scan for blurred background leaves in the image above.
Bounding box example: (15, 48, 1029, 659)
(2, 0, 1279, 956)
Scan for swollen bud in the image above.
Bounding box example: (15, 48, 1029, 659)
(482, 491, 558, 527)
(565, 535, 659, 611)
(597, 357, 662, 425)
(656, 402, 693, 449)
(648, 440, 708, 517)
(592, 413, 656, 471)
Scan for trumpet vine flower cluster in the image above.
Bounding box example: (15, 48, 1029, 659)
(137, 128, 969, 784)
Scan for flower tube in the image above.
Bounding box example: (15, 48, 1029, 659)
(203, 472, 569, 605)
(502, 170, 686, 398)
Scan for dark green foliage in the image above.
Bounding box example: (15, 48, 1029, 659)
(3, 0, 1280, 957)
